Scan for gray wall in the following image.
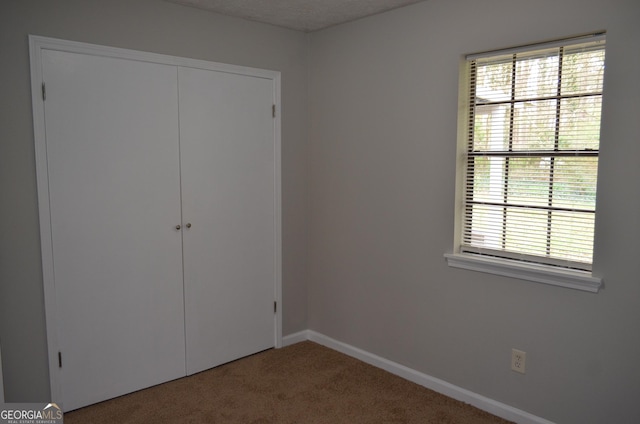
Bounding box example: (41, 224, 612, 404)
(3, 0, 640, 422)
(307, 0, 640, 423)
(0, 0, 308, 402)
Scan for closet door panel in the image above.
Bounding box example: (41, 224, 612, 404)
(42, 50, 186, 410)
(179, 67, 276, 375)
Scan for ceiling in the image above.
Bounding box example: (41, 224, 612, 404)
(166, 0, 427, 32)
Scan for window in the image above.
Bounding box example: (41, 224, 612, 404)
(446, 34, 606, 292)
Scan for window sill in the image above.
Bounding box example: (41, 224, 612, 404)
(444, 253, 602, 293)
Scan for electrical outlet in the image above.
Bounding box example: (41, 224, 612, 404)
(511, 349, 526, 374)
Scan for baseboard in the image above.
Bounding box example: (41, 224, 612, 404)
(281, 330, 309, 347)
(282, 329, 553, 424)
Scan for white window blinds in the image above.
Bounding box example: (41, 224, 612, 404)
(461, 35, 606, 271)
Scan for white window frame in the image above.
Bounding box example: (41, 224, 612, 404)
(446, 34, 605, 293)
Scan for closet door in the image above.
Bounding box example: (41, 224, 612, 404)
(179, 67, 276, 375)
(42, 50, 186, 410)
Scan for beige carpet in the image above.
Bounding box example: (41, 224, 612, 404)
(65, 341, 513, 424)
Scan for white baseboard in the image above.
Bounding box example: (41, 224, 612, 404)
(282, 329, 553, 424)
(281, 330, 309, 347)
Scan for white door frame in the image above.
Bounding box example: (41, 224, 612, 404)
(29, 35, 282, 404)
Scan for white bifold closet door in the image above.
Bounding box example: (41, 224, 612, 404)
(39, 47, 277, 411)
(178, 67, 276, 375)
(42, 50, 186, 411)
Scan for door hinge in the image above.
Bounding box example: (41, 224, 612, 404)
(272, 104, 276, 118)
(274, 301, 277, 313)
(42, 82, 46, 101)
(58, 351, 62, 368)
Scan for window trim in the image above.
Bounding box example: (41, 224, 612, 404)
(447, 34, 605, 292)
(445, 253, 602, 292)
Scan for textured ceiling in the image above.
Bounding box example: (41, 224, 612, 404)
(166, 0, 427, 32)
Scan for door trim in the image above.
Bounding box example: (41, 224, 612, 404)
(29, 35, 282, 405)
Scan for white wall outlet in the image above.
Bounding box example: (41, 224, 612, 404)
(511, 349, 526, 374)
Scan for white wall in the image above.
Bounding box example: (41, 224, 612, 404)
(0, 0, 308, 402)
(308, 0, 640, 423)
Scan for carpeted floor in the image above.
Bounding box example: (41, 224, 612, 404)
(64, 341, 513, 423)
